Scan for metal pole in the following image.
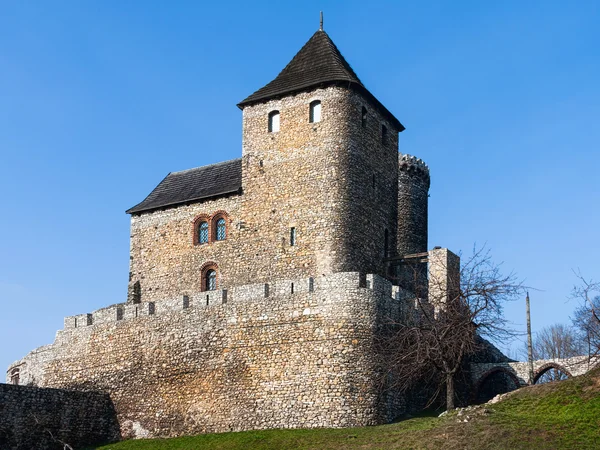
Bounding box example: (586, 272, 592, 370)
(526, 292, 534, 384)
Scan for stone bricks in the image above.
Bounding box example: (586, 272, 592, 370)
(9, 272, 416, 438)
(0, 384, 119, 450)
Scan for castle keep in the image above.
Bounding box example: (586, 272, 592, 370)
(7, 27, 454, 439)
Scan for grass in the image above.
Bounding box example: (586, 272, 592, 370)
(95, 368, 600, 450)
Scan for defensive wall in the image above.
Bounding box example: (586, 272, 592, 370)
(8, 271, 424, 439)
(0, 384, 119, 450)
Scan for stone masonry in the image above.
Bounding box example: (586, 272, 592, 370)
(6, 27, 480, 441)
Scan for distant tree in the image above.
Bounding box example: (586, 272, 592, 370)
(530, 324, 583, 360)
(571, 271, 600, 357)
(381, 246, 522, 411)
(526, 323, 583, 383)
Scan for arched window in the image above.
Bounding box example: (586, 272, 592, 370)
(268, 110, 280, 132)
(309, 100, 321, 123)
(206, 269, 217, 291)
(198, 221, 209, 244)
(216, 218, 226, 241)
(201, 262, 219, 292)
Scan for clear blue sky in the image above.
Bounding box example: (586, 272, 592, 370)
(1, 1, 599, 372)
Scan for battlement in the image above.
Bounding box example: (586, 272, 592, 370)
(61, 272, 416, 331)
(399, 153, 430, 179)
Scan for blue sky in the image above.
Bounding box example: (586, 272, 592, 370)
(1, 1, 598, 372)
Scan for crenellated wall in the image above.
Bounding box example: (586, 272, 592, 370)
(8, 272, 417, 439)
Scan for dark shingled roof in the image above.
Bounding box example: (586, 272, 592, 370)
(238, 30, 404, 131)
(126, 159, 242, 214)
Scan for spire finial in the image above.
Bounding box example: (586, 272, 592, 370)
(319, 11, 323, 30)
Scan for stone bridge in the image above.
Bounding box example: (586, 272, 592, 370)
(470, 356, 599, 403)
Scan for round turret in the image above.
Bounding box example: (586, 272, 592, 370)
(397, 153, 430, 256)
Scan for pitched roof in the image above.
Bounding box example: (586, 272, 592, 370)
(126, 159, 242, 215)
(238, 30, 404, 131)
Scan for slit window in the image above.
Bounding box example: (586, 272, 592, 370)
(309, 100, 321, 123)
(268, 110, 280, 133)
(381, 124, 388, 144)
(384, 229, 389, 257)
(361, 107, 367, 127)
(290, 227, 296, 246)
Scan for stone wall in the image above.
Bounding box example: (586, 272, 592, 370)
(128, 193, 242, 304)
(9, 272, 416, 439)
(0, 384, 119, 450)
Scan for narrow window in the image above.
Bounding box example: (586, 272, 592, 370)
(372, 174, 376, 189)
(132, 280, 141, 304)
(361, 106, 367, 127)
(74, 317, 78, 328)
(149, 302, 155, 315)
(116, 307, 124, 321)
(291, 283, 294, 294)
(268, 110, 280, 133)
(198, 221, 209, 244)
(216, 218, 226, 241)
(206, 269, 217, 291)
(264, 283, 270, 298)
(10, 368, 19, 385)
(206, 295, 210, 306)
(183, 295, 190, 309)
(384, 229, 389, 257)
(381, 124, 388, 144)
(309, 277, 314, 293)
(290, 227, 296, 246)
(309, 100, 321, 123)
(87, 313, 93, 326)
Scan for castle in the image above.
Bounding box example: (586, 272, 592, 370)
(6, 26, 461, 439)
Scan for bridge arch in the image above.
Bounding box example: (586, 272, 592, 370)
(472, 366, 521, 404)
(532, 362, 572, 384)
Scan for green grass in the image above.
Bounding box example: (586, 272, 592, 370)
(95, 368, 600, 450)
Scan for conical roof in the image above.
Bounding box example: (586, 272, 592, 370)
(238, 30, 404, 131)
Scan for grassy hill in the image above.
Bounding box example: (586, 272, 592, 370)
(95, 367, 600, 450)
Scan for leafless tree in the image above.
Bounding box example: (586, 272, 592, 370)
(523, 323, 583, 382)
(529, 324, 584, 360)
(380, 246, 523, 411)
(571, 271, 600, 357)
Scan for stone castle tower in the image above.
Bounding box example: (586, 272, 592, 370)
(8, 27, 451, 439)
(125, 28, 429, 302)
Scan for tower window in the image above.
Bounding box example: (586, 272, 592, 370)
(361, 107, 367, 127)
(216, 218, 226, 241)
(382, 124, 388, 144)
(10, 368, 19, 385)
(309, 100, 321, 123)
(198, 221, 209, 244)
(290, 227, 297, 246)
(268, 110, 280, 133)
(384, 229, 389, 258)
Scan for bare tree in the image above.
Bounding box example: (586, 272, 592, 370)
(523, 323, 583, 382)
(381, 246, 522, 411)
(571, 271, 600, 357)
(530, 324, 584, 360)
